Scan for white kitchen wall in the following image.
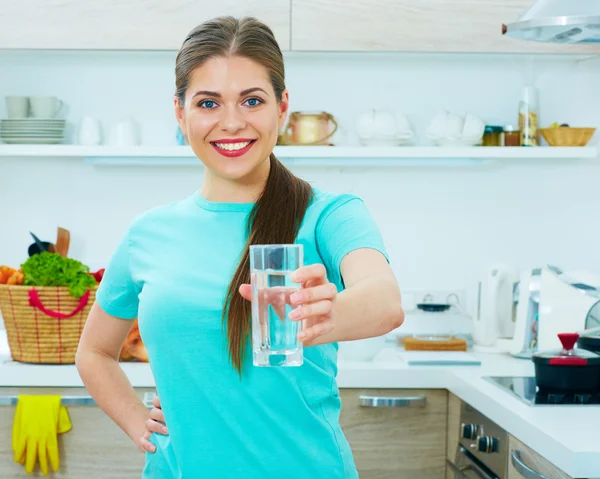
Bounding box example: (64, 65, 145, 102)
(1, 49, 600, 319)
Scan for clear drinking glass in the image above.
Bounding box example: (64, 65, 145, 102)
(250, 244, 304, 367)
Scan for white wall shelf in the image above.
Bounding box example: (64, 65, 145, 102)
(0, 145, 597, 167)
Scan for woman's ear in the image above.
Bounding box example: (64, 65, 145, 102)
(278, 89, 290, 131)
(174, 96, 186, 132)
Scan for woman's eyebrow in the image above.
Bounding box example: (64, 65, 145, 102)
(191, 87, 269, 100)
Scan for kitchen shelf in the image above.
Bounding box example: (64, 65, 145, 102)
(0, 144, 597, 167)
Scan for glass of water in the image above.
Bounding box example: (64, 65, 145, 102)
(250, 244, 304, 367)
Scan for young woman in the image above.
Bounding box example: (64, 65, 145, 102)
(76, 16, 403, 478)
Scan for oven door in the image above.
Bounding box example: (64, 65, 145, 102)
(447, 446, 499, 479)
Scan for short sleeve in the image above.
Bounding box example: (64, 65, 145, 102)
(315, 194, 389, 287)
(95, 229, 140, 319)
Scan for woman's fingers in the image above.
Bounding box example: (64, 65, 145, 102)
(290, 283, 337, 306)
(290, 264, 327, 285)
(139, 431, 156, 453)
(149, 407, 166, 425)
(289, 299, 333, 321)
(299, 315, 334, 342)
(146, 417, 168, 435)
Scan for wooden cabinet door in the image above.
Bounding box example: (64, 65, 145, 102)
(507, 435, 573, 479)
(445, 393, 461, 479)
(0, 0, 290, 50)
(0, 387, 151, 478)
(339, 388, 447, 479)
(291, 0, 600, 53)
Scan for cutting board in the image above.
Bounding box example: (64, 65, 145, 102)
(397, 351, 482, 366)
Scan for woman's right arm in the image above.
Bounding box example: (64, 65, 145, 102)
(75, 301, 151, 452)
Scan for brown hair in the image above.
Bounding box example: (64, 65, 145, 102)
(175, 17, 314, 375)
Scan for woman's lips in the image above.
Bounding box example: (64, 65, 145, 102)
(210, 139, 257, 158)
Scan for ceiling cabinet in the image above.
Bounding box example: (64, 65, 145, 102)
(291, 0, 600, 54)
(0, 0, 290, 50)
(2, 0, 599, 54)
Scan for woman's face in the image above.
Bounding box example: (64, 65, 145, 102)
(175, 55, 288, 182)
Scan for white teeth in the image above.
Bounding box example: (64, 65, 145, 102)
(214, 141, 252, 151)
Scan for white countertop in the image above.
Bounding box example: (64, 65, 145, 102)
(0, 331, 598, 478)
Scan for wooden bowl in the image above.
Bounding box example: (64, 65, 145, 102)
(539, 127, 596, 147)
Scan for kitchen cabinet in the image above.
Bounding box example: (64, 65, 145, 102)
(0, 0, 290, 50)
(291, 0, 600, 54)
(445, 393, 461, 479)
(0, 387, 149, 478)
(339, 388, 447, 479)
(508, 435, 573, 479)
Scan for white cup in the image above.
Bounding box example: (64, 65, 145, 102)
(394, 112, 413, 137)
(5, 96, 30, 119)
(462, 113, 486, 140)
(29, 96, 63, 118)
(78, 116, 102, 145)
(446, 113, 465, 140)
(427, 110, 449, 139)
(107, 118, 138, 146)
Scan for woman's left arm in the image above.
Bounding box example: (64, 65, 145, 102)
(290, 248, 404, 347)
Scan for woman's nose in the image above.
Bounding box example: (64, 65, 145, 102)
(219, 105, 246, 133)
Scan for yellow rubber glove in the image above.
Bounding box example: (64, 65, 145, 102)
(12, 395, 72, 475)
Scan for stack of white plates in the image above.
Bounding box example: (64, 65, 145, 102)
(0, 119, 66, 144)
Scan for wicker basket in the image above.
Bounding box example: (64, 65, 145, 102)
(539, 127, 596, 147)
(0, 285, 97, 364)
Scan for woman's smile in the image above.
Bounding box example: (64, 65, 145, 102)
(210, 138, 257, 157)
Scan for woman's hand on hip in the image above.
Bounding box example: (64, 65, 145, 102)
(238, 263, 336, 344)
(139, 395, 168, 453)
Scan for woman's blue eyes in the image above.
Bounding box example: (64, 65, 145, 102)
(199, 100, 217, 109)
(245, 98, 261, 107)
(197, 97, 263, 109)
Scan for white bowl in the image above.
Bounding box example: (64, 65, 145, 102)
(337, 336, 387, 361)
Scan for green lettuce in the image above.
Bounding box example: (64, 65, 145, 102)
(21, 252, 97, 298)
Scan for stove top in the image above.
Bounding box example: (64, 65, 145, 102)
(485, 376, 600, 406)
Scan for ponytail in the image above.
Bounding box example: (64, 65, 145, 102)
(222, 155, 313, 375)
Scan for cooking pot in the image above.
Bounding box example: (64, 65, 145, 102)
(278, 111, 338, 146)
(532, 332, 600, 391)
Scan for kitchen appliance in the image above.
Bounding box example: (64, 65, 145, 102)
(474, 264, 517, 349)
(536, 268, 600, 352)
(502, 0, 600, 44)
(532, 332, 600, 391)
(578, 326, 600, 353)
(447, 400, 508, 479)
(507, 265, 600, 358)
(486, 376, 600, 406)
(277, 111, 338, 146)
(510, 268, 543, 358)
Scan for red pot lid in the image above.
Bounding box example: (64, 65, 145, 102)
(533, 333, 600, 366)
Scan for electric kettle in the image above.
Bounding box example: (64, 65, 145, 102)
(473, 264, 517, 349)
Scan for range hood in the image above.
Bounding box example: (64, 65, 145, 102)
(502, 0, 600, 44)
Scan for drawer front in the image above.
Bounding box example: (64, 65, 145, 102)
(340, 388, 447, 479)
(0, 387, 152, 478)
(508, 435, 572, 479)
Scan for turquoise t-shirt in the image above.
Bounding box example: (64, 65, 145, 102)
(96, 188, 388, 479)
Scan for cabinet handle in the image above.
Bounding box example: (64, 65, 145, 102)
(0, 392, 156, 409)
(511, 450, 548, 479)
(0, 395, 96, 406)
(359, 395, 426, 408)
